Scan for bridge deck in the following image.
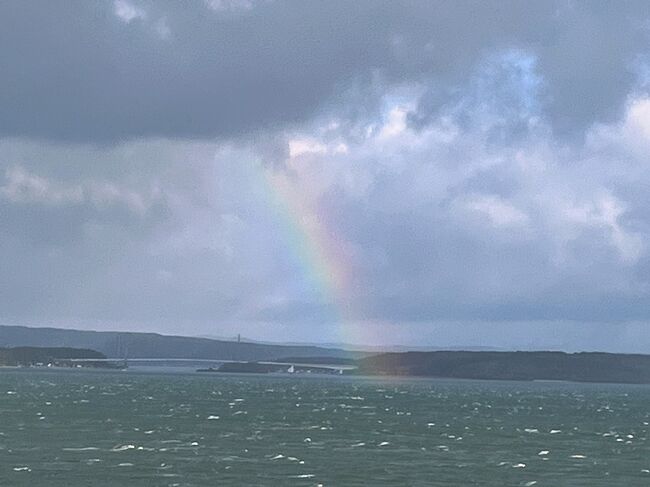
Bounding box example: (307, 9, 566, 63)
(67, 358, 357, 370)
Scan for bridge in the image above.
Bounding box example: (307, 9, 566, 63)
(67, 357, 357, 371)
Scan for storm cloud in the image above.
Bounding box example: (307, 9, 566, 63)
(2, 0, 649, 141)
(2, 0, 650, 350)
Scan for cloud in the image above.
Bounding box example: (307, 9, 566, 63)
(0, 166, 161, 216)
(113, 0, 146, 23)
(1, 166, 84, 206)
(205, 0, 258, 13)
(4, 65, 649, 343)
(242, 60, 650, 332)
(3, 2, 650, 350)
(1, 1, 649, 142)
(459, 194, 529, 228)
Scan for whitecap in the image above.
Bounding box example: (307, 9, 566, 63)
(570, 454, 586, 459)
(13, 466, 30, 472)
(111, 444, 135, 452)
(207, 415, 220, 420)
(378, 441, 390, 447)
(538, 450, 549, 456)
(512, 463, 526, 468)
(271, 454, 285, 460)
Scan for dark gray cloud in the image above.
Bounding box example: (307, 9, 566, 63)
(1, 1, 649, 142)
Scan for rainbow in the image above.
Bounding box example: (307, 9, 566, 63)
(257, 161, 375, 346)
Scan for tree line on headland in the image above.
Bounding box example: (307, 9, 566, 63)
(0, 347, 105, 367)
(352, 351, 650, 384)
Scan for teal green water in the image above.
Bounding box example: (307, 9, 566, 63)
(1, 369, 649, 486)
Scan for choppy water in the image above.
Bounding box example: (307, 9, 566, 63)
(1, 369, 650, 486)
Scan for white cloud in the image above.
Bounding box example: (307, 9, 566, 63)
(266, 76, 650, 276)
(205, 0, 256, 13)
(624, 97, 650, 141)
(0, 166, 158, 216)
(0, 166, 83, 205)
(462, 194, 529, 228)
(113, 0, 146, 24)
(288, 138, 328, 158)
(378, 106, 409, 140)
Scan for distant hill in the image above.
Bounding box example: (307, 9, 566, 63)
(199, 336, 503, 353)
(354, 351, 650, 384)
(0, 325, 365, 362)
(0, 346, 105, 366)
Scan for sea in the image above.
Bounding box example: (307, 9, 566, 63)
(0, 368, 649, 486)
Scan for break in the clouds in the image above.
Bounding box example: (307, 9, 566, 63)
(3, 1, 650, 351)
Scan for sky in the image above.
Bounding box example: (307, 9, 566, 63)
(4, 1, 650, 351)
